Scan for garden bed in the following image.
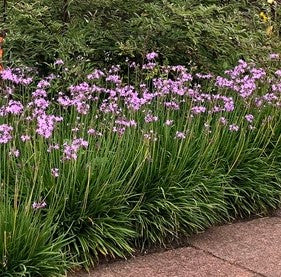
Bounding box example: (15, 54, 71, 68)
(1, 54, 281, 275)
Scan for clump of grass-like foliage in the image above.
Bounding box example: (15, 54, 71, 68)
(1, 53, 281, 275)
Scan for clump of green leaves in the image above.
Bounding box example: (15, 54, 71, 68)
(0, 205, 69, 276)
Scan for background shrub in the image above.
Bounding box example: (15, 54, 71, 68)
(1, 0, 281, 74)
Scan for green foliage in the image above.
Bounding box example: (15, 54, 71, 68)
(1, 1, 281, 275)
(2, 0, 281, 74)
(1, 58, 281, 275)
(0, 205, 69, 276)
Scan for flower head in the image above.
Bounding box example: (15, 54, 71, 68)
(245, 114, 254, 123)
(54, 59, 64, 66)
(32, 201, 47, 210)
(146, 52, 158, 60)
(51, 168, 59, 177)
(269, 53, 279, 60)
(0, 124, 13, 144)
(21, 135, 31, 142)
(175, 131, 186, 139)
(164, 119, 174, 126)
(9, 148, 20, 158)
(219, 117, 228, 126)
(229, 124, 239, 132)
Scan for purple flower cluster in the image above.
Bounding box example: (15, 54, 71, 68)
(9, 148, 20, 157)
(216, 60, 267, 100)
(146, 52, 158, 60)
(63, 138, 89, 161)
(175, 131, 186, 139)
(0, 124, 13, 144)
(1, 54, 281, 177)
(51, 168, 59, 177)
(1, 68, 33, 85)
(229, 124, 239, 132)
(32, 201, 47, 210)
(36, 114, 63, 139)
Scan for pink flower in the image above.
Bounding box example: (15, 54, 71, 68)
(34, 98, 49, 110)
(47, 144, 60, 152)
(164, 120, 174, 126)
(106, 75, 121, 84)
(37, 79, 50, 89)
(245, 114, 254, 123)
(275, 70, 281, 77)
(219, 117, 228, 125)
(54, 59, 64, 65)
(6, 100, 24, 115)
(191, 106, 206, 114)
(115, 118, 137, 127)
(175, 131, 186, 139)
(87, 129, 103, 136)
(144, 113, 158, 123)
(32, 201, 47, 210)
(0, 68, 33, 85)
(146, 52, 158, 60)
(57, 95, 72, 107)
(21, 135, 31, 142)
(164, 101, 180, 110)
(32, 89, 47, 98)
(87, 69, 105, 80)
(223, 98, 235, 112)
(269, 53, 279, 60)
(143, 130, 157, 141)
(87, 128, 96, 135)
(229, 124, 239, 132)
(113, 126, 126, 136)
(51, 168, 59, 177)
(142, 62, 156, 70)
(62, 139, 88, 161)
(36, 114, 62, 139)
(9, 148, 20, 158)
(0, 124, 13, 144)
(76, 102, 90, 115)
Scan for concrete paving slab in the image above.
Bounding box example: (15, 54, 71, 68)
(69, 247, 256, 277)
(190, 217, 281, 277)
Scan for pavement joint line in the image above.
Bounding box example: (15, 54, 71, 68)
(189, 244, 267, 277)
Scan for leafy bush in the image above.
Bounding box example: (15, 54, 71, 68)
(2, 0, 281, 74)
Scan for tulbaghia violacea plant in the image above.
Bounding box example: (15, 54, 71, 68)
(1, 55, 281, 183)
(1, 53, 281, 272)
(0, 55, 280, 170)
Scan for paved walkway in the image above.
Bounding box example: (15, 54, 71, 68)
(70, 211, 281, 277)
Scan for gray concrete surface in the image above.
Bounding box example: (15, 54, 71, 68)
(69, 212, 281, 277)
